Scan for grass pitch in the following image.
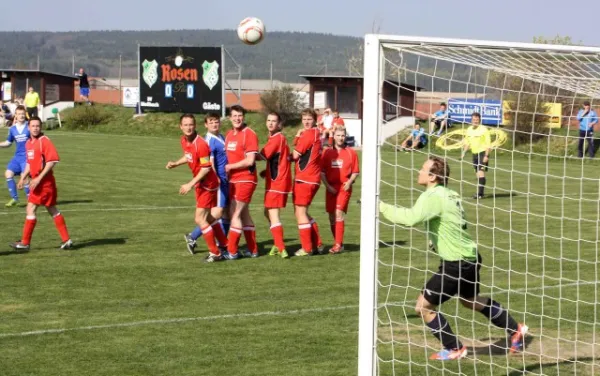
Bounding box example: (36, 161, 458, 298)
(0, 128, 598, 375)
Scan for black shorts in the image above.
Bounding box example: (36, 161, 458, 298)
(423, 254, 482, 306)
(26, 107, 38, 118)
(472, 152, 489, 172)
(406, 139, 425, 149)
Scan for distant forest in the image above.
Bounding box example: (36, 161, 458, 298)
(0, 30, 362, 82)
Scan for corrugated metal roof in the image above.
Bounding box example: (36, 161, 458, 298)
(0, 69, 78, 80)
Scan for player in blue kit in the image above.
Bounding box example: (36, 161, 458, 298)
(0, 106, 30, 207)
(184, 113, 230, 254)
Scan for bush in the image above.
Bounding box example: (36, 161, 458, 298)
(259, 85, 304, 126)
(63, 105, 113, 130)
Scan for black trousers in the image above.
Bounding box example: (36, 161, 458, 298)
(578, 130, 595, 158)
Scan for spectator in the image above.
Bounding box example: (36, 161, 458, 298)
(399, 124, 428, 151)
(576, 100, 598, 158)
(75, 68, 91, 104)
(332, 109, 345, 128)
(320, 108, 334, 146)
(24, 87, 40, 118)
(429, 102, 448, 135)
(0, 99, 12, 127)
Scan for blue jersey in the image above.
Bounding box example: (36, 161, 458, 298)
(577, 109, 598, 131)
(6, 122, 30, 160)
(205, 132, 228, 182)
(434, 110, 447, 119)
(411, 128, 427, 145)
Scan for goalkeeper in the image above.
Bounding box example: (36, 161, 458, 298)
(379, 157, 527, 361)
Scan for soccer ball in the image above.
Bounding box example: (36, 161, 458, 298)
(237, 17, 265, 45)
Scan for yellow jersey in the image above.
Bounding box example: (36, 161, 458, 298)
(24, 92, 40, 108)
(465, 125, 491, 154)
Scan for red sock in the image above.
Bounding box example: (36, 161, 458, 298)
(270, 223, 285, 251)
(298, 223, 313, 252)
(53, 213, 70, 242)
(202, 225, 219, 255)
(335, 219, 345, 246)
(243, 226, 258, 255)
(310, 218, 323, 247)
(211, 221, 228, 248)
(227, 227, 242, 255)
(22, 216, 37, 245)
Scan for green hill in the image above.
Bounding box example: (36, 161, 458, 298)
(0, 30, 361, 82)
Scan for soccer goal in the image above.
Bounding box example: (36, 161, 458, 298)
(358, 35, 600, 375)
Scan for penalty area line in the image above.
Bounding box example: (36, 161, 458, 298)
(0, 305, 357, 339)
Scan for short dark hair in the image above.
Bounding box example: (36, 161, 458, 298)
(204, 112, 220, 123)
(15, 105, 26, 113)
(267, 111, 281, 122)
(471, 112, 481, 120)
(429, 157, 450, 186)
(229, 105, 246, 115)
(179, 113, 196, 124)
(440, 102, 447, 107)
(28, 116, 42, 126)
(301, 108, 317, 121)
(584, 100, 591, 106)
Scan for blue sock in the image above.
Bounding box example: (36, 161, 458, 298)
(221, 219, 230, 235)
(24, 184, 30, 198)
(190, 226, 203, 241)
(6, 178, 18, 200)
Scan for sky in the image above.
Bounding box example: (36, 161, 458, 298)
(2, 0, 600, 46)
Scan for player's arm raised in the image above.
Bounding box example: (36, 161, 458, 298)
(166, 155, 187, 169)
(379, 193, 442, 227)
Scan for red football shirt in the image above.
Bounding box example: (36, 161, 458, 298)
(225, 125, 259, 184)
(181, 134, 219, 190)
(26, 135, 59, 180)
(260, 132, 292, 193)
(332, 117, 345, 127)
(294, 127, 322, 184)
(321, 146, 360, 185)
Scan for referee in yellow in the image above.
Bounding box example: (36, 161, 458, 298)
(461, 112, 491, 199)
(24, 86, 40, 119)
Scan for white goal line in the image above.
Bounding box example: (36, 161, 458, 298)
(0, 280, 594, 340)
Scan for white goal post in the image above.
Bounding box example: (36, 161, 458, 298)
(358, 34, 600, 375)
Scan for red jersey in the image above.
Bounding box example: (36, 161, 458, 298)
(294, 127, 322, 185)
(321, 146, 360, 185)
(225, 125, 259, 184)
(260, 132, 292, 193)
(26, 134, 59, 180)
(181, 134, 219, 191)
(332, 117, 345, 127)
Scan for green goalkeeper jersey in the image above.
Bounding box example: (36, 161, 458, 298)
(379, 185, 477, 261)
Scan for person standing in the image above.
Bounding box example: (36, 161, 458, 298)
(75, 68, 91, 104)
(24, 87, 40, 118)
(576, 100, 598, 158)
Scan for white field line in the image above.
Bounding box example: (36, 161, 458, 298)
(0, 281, 596, 339)
(0, 305, 357, 339)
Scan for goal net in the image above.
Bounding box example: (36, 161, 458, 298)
(358, 35, 600, 376)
